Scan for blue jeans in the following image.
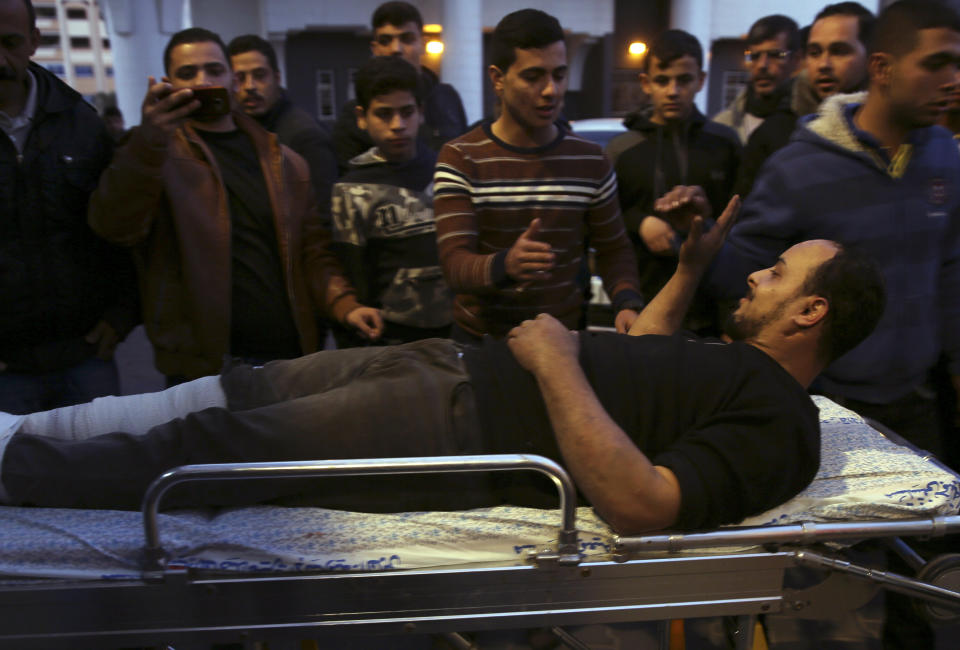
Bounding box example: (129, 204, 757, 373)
(0, 357, 119, 414)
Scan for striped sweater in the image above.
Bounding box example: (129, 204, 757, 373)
(434, 123, 641, 337)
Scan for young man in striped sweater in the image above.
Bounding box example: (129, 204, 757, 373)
(433, 9, 644, 341)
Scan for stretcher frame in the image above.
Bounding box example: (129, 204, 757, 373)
(0, 453, 958, 649)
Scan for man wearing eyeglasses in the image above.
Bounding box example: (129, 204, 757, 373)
(734, 3, 874, 197)
(331, 1, 468, 174)
(713, 15, 802, 145)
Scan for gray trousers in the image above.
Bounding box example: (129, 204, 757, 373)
(3, 340, 494, 511)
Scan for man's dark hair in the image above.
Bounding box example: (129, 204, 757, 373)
(354, 55, 423, 110)
(490, 9, 564, 72)
(372, 1, 423, 31)
(644, 29, 703, 72)
(870, 0, 960, 56)
(746, 14, 801, 51)
(799, 24, 811, 51)
(801, 244, 886, 364)
(102, 105, 122, 118)
(814, 2, 876, 49)
(163, 27, 230, 75)
(22, 0, 35, 30)
(227, 34, 279, 72)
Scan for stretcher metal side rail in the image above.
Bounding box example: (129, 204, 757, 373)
(0, 454, 956, 649)
(617, 516, 960, 618)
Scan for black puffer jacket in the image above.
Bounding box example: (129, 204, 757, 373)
(0, 63, 136, 372)
(605, 106, 740, 334)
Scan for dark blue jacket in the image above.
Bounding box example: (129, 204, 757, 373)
(0, 63, 136, 372)
(709, 92, 960, 403)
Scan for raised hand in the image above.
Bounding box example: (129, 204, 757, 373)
(639, 215, 679, 257)
(677, 195, 741, 273)
(653, 185, 712, 232)
(504, 218, 555, 282)
(139, 76, 199, 147)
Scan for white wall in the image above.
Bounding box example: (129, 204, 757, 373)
(190, 0, 261, 43)
(103, 0, 189, 127)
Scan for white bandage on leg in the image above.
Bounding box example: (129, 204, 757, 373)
(19, 376, 227, 441)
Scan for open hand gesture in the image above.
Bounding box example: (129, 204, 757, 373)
(677, 195, 741, 273)
(505, 218, 555, 282)
(653, 185, 712, 232)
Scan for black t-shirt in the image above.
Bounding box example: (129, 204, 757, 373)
(462, 331, 820, 530)
(197, 129, 302, 359)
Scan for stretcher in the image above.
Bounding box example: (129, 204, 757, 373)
(0, 397, 957, 649)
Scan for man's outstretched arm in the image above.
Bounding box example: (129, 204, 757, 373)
(508, 314, 681, 534)
(628, 195, 741, 337)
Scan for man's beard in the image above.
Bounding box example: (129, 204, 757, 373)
(722, 291, 790, 342)
(0, 67, 19, 82)
(722, 309, 760, 342)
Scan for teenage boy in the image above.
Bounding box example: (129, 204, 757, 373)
(606, 29, 740, 334)
(434, 9, 643, 341)
(332, 1, 467, 172)
(329, 56, 452, 347)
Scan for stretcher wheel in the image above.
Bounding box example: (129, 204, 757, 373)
(914, 553, 960, 624)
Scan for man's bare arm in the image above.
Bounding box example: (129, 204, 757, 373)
(507, 314, 681, 534)
(629, 196, 740, 337)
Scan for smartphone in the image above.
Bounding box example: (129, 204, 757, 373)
(190, 87, 230, 118)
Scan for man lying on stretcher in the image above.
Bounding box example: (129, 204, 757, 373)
(0, 196, 886, 534)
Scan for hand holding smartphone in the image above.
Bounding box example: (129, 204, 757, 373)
(189, 87, 231, 119)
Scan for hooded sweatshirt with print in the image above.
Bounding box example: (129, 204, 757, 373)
(709, 92, 960, 404)
(329, 145, 452, 346)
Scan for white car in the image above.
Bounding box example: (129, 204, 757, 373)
(570, 117, 627, 148)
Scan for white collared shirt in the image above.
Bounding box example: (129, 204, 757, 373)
(0, 69, 38, 154)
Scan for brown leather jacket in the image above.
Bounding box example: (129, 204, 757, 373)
(89, 112, 359, 378)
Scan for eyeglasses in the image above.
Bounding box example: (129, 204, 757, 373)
(375, 31, 419, 47)
(744, 48, 792, 63)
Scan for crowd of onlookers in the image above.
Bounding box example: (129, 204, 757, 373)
(3, 0, 959, 460)
(3, 0, 959, 463)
